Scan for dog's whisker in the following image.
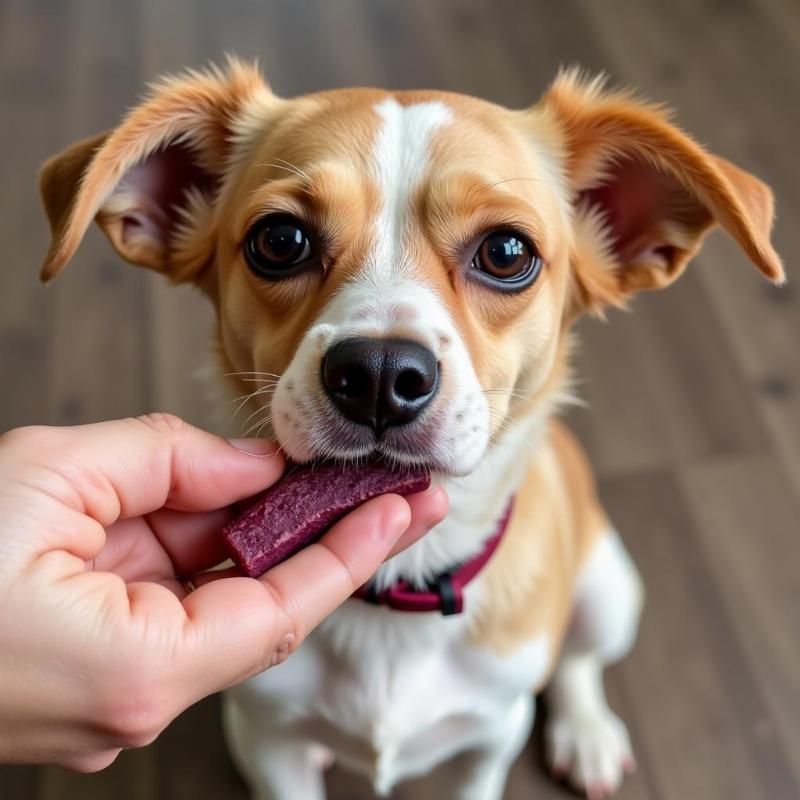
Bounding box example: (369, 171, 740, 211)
(229, 384, 279, 403)
(225, 371, 284, 379)
(465, 176, 546, 202)
(485, 176, 547, 193)
(231, 386, 277, 419)
(272, 156, 311, 181)
(229, 386, 280, 407)
(231, 390, 259, 417)
(481, 388, 532, 402)
(240, 401, 274, 431)
(485, 411, 538, 449)
(242, 411, 273, 438)
(253, 417, 274, 440)
(256, 161, 308, 181)
(232, 395, 256, 420)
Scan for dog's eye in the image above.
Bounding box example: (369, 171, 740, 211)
(244, 214, 314, 278)
(471, 232, 542, 290)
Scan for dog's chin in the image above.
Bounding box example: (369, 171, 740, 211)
(277, 433, 485, 478)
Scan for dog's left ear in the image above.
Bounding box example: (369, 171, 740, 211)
(39, 58, 275, 283)
(537, 70, 784, 312)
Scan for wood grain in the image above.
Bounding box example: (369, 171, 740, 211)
(0, 0, 796, 798)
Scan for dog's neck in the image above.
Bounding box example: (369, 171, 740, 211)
(372, 398, 558, 592)
(314, 397, 565, 663)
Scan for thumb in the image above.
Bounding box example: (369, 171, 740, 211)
(176, 494, 411, 699)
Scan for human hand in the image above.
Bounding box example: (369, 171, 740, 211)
(0, 414, 447, 771)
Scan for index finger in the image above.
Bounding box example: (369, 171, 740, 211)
(5, 414, 284, 526)
(177, 494, 411, 696)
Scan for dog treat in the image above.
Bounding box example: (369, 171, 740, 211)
(222, 462, 431, 577)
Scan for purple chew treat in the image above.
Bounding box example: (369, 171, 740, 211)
(221, 462, 431, 577)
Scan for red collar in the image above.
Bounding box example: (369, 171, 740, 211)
(352, 497, 514, 616)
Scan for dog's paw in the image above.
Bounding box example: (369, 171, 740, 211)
(545, 708, 635, 799)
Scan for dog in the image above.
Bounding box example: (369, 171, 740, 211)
(38, 59, 783, 800)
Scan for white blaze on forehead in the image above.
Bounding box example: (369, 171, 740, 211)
(274, 96, 490, 480)
(368, 98, 453, 279)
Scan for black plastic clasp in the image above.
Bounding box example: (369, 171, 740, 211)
(363, 582, 382, 605)
(433, 572, 462, 616)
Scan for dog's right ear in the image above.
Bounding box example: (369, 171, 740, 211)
(39, 58, 276, 283)
(535, 69, 783, 315)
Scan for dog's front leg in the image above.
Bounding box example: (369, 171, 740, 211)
(404, 694, 534, 800)
(223, 693, 328, 800)
(459, 695, 534, 800)
(544, 530, 643, 798)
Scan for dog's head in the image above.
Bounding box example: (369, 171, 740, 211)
(39, 61, 782, 476)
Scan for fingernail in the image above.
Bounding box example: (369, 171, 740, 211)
(423, 480, 439, 495)
(228, 438, 278, 457)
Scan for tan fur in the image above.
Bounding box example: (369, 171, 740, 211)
(39, 58, 273, 281)
(38, 61, 783, 694)
(470, 420, 609, 670)
(541, 69, 782, 312)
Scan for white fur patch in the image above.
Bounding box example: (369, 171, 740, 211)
(271, 98, 491, 479)
(366, 98, 452, 282)
(227, 610, 549, 796)
(567, 530, 644, 662)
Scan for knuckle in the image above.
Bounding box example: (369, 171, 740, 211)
(321, 541, 361, 591)
(104, 701, 167, 748)
(0, 424, 60, 454)
(268, 630, 298, 668)
(66, 749, 120, 774)
(96, 670, 171, 747)
(135, 412, 187, 436)
(258, 580, 300, 670)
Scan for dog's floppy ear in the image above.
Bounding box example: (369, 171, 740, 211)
(39, 58, 274, 283)
(538, 69, 784, 313)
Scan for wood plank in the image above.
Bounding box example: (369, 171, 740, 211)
(661, 0, 800, 497)
(195, 0, 339, 96)
(490, 0, 612, 96)
(753, 0, 800, 45)
(44, 0, 153, 426)
(0, 765, 39, 800)
(315, 0, 389, 87)
(575, 0, 800, 494)
(0, 0, 72, 431)
(39, 749, 155, 800)
(600, 468, 799, 800)
(0, 0, 65, 787)
(155, 695, 249, 800)
(356, 0, 439, 91)
(567, 268, 772, 476)
(0, 1, 798, 799)
(678, 454, 800, 789)
(411, 0, 539, 104)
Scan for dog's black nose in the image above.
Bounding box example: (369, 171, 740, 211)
(322, 337, 439, 435)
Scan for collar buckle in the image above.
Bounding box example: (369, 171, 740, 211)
(432, 572, 462, 615)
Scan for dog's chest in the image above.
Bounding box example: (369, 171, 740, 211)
(232, 600, 550, 790)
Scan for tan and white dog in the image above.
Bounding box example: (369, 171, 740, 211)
(38, 60, 783, 800)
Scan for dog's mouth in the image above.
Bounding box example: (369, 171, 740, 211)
(282, 420, 480, 478)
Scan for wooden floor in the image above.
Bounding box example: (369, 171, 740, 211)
(1, 0, 799, 798)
